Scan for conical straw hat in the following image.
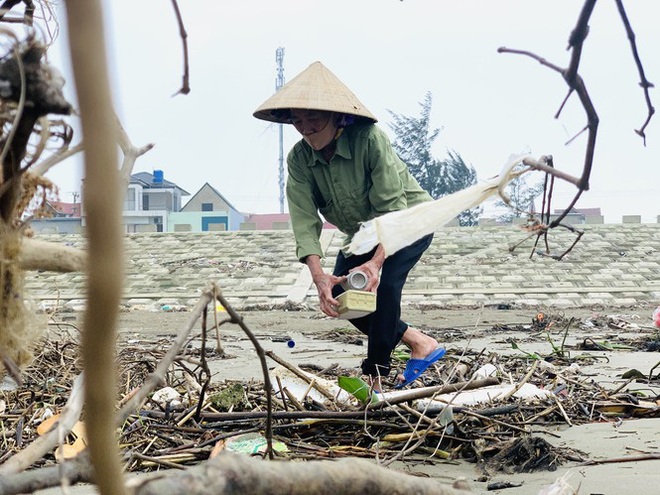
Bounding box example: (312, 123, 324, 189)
(253, 61, 377, 124)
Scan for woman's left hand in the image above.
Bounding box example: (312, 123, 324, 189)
(351, 244, 386, 292)
(356, 261, 380, 292)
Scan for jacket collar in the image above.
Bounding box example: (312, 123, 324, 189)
(307, 128, 352, 167)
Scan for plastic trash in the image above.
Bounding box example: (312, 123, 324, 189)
(472, 363, 498, 379)
(210, 432, 288, 458)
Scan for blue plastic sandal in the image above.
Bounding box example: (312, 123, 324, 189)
(395, 347, 446, 389)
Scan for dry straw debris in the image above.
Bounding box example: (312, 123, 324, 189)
(2, 309, 659, 478)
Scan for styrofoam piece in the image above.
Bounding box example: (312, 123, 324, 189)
(272, 365, 553, 411)
(416, 383, 554, 410)
(271, 366, 354, 404)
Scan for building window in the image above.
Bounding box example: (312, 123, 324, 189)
(124, 188, 136, 211)
(202, 202, 214, 211)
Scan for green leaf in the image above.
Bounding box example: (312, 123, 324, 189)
(392, 348, 411, 362)
(510, 341, 542, 360)
(338, 376, 377, 405)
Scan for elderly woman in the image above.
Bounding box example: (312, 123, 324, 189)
(253, 61, 444, 391)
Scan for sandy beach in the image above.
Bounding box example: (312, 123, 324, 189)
(39, 305, 658, 495)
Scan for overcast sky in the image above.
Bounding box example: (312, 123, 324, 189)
(49, 1, 659, 223)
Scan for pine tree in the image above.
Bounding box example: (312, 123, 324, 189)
(387, 92, 481, 225)
(387, 91, 439, 193)
(494, 174, 545, 223)
(441, 151, 481, 226)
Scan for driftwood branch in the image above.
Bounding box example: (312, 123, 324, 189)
(0, 452, 95, 495)
(117, 116, 154, 191)
(18, 237, 86, 272)
(128, 450, 473, 495)
(1, 449, 473, 495)
(0, 289, 215, 494)
(16, 112, 155, 277)
(522, 155, 580, 187)
(64, 2, 126, 495)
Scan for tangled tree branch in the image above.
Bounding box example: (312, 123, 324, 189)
(498, 0, 654, 256)
(0, 374, 85, 476)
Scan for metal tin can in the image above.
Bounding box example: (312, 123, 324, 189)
(341, 270, 368, 291)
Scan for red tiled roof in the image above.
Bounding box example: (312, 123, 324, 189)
(48, 201, 82, 217)
(245, 213, 336, 230)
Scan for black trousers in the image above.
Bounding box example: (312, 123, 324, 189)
(332, 234, 434, 377)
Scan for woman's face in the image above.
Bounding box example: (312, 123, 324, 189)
(289, 109, 338, 151)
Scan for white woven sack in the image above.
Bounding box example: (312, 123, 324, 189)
(345, 154, 532, 257)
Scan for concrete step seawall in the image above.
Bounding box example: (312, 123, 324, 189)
(24, 224, 660, 312)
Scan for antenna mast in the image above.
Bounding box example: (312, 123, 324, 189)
(275, 47, 285, 213)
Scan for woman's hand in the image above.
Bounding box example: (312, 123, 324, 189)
(305, 254, 342, 317)
(353, 260, 380, 293)
(312, 271, 344, 317)
(351, 244, 385, 293)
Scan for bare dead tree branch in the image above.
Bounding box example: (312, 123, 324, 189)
(499, 0, 654, 235)
(496, 0, 655, 262)
(500, 36, 597, 229)
(116, 289, 214, 424)
(614, 0, 655, 143)
(30, 142, 83, 176)
(214, 287, 276, 460)
(169, 0, 190, 95)
(116, 116, 155, 190)
(522, 155, 580, 187)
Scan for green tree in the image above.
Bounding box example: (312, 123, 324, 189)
(494, 174, 545, 223)
(387, 92, 439, 194)
(387, 92, 481, 226)
(441, 151, 481, 226)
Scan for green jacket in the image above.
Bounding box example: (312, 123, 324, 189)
(286, 123, 432, 261)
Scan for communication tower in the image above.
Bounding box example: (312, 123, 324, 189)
(275, 47, 285, 213)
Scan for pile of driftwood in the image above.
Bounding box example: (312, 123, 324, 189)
(2, 309, 658, 487)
